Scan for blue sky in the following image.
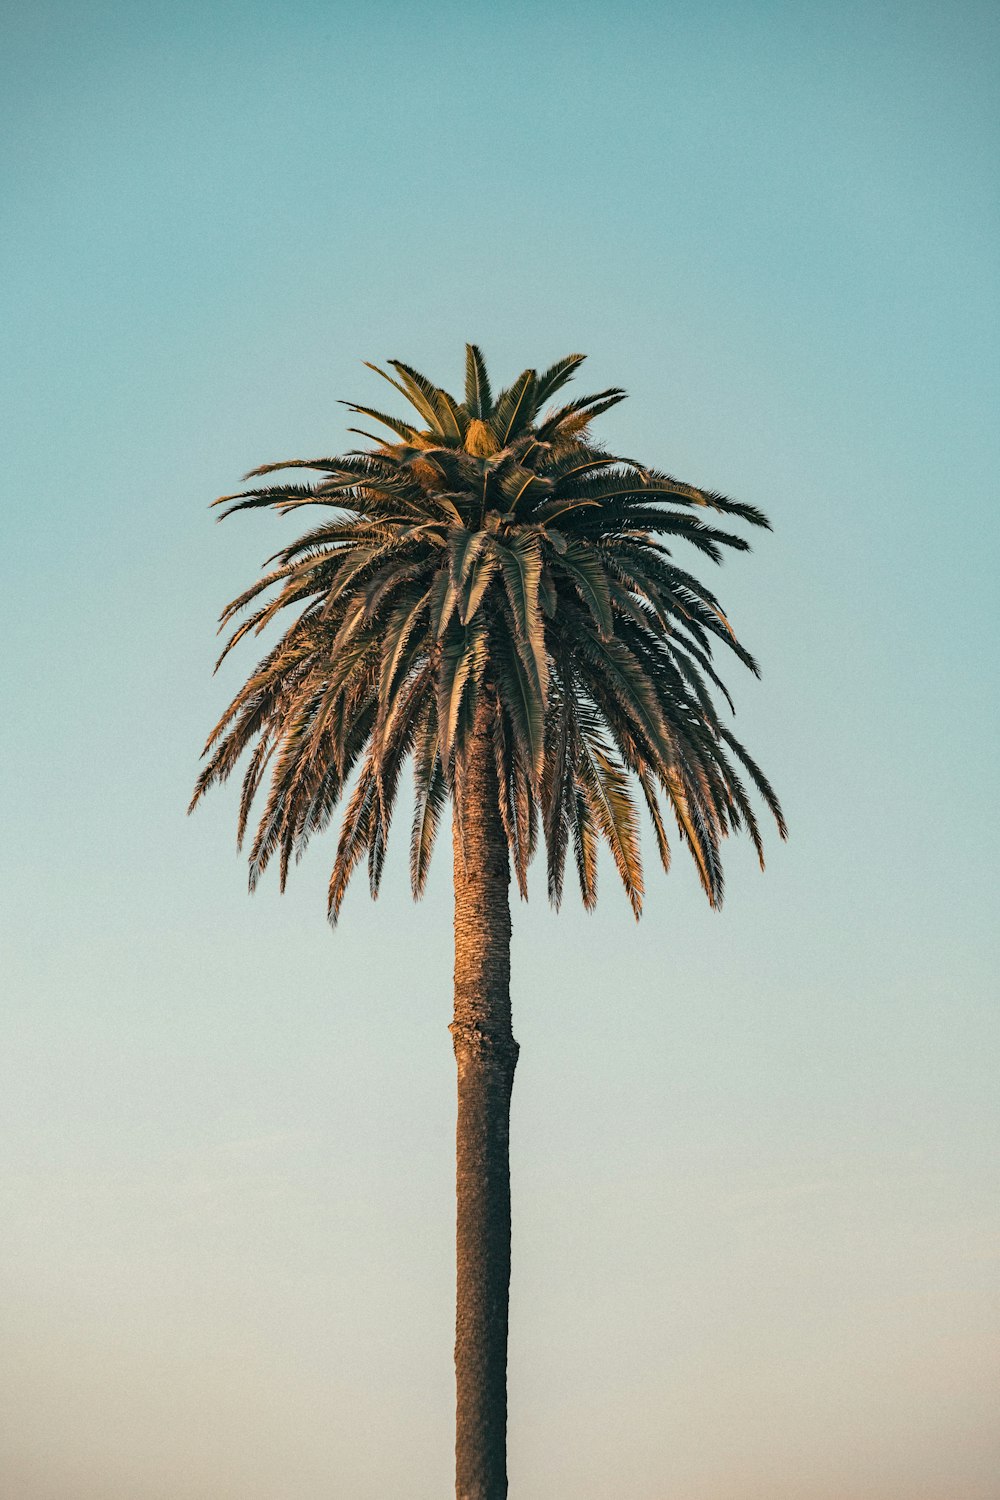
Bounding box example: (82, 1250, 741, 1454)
(2, 2, 998, 1496)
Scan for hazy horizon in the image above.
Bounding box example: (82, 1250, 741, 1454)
(2, 0, 998, 1495)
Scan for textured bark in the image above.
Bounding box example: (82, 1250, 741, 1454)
(451, 698, 518, 1500)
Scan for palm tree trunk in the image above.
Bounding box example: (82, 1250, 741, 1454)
(451, 699, 518, 1500)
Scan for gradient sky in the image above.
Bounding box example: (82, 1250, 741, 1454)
(2, 2, 998, 1496)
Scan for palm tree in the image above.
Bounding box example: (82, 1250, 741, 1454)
(190, 347, 785, 1499)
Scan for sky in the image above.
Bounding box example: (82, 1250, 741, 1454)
(1, 1, 998, 1495)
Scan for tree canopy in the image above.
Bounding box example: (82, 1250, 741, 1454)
(190, 347, 785, 919)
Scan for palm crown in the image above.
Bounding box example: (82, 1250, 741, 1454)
(191, 347, 785, 919)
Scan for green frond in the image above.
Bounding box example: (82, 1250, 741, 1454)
(508, 759, 537, 900)
(490, 369, 537, 447)
(434, 389, 468, 445)
(668, 634, 736, 714)
(717, 725, 788, 839)
(213, 482, 330, 520)
(497, 533, 543, 644)
(376, 654, 435, 770)
(533, 353, 587, 410)
(410, 714, 447, 897)
(464, 345, 493, 419)
(388, 360, 455, 437)
(266, 519, 392, 565)
(369, 677, 429, 897)
(378, 584, 431, 702)
(497, 462, 552, 514)
(607, 545, 761, 671)
(490, 702, 519, 857)
(550, 394, 627, 438)
(662, 768, 725, 908)
(328, 762, 377, 923)
(541, 687, 572, 907)
(545, 453, 620, 490)
(638, 768, 671, 875)
(538, 562, 557, 619)
(640, 510, 752, 562)
(711, 743, 766, 870)
(340, 402, 418, 443)
(362, 559, 426, 622)
(458, 542, 498, 624)
(361, 361, 436, 429)
(557, 542, 615, 639)
(512, 436, 543, 470)
(641, 468, 773, 529)
(491, 632, 545, 782)
(534, 387, 626, 441)
(498, 535, 549, 719)
(437, 620, 487, 766)
(215, 598, 290, 672)
(577, 734, 643, 917)
(427, 563, 459, 639)
(240, 458, 354, 480)
(236, 732, 277, 848)
(570, 788, 599, 910)
(449, 527, 487, 590)
(532, 495, 601, 525)
(572, 628, 670, 768)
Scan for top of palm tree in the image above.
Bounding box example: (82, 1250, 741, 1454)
(191, 347, 785, 920)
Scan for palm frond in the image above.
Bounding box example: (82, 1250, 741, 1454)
(411, 716, 448, 897)
(533, 353, 587, 410)
(363, 362, 442, 434)
(490, 369, 537, 447)
(534, 388, 626, 441)
(340, 402, 418, 443)
(577, 734, 643, 917)
(464, 345, 493, 419)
